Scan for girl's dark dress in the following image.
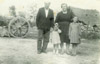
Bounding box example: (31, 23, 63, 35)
(55, 9, 74, 43)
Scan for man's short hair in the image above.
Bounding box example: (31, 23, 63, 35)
(61, 3, 67, 8)
(44, 1, 50, 4)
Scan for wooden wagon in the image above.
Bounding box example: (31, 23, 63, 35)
(0, 16, 30, 38)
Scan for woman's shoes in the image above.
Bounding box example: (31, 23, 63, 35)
(66, 51, 70, 55)
(70, 51, 77, 56)
(37, 50, 42, 54)
(59, 49, 64, 54)
(56, 50, 59, 54)
(71, 53, 77, 56)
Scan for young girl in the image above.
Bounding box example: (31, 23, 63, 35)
(69, 17, 81, 56)
(50, 23, 61, 54)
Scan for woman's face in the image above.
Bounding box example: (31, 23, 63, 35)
(73, 17, 78, 22)
(61, 4, 67, 12)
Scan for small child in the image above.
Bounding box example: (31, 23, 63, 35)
(50, 23, 61, 54)
(69, 17, 81, 56)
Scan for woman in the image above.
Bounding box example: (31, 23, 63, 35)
(55, 3, 74, 54)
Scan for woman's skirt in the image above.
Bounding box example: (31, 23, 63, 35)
(58, 22, 70, 43)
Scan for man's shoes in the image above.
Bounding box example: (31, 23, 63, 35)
(42, 50, 47, 53)
(37, 51, 42, 54)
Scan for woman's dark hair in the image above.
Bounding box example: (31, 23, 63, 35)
(61, 3, 67, 8)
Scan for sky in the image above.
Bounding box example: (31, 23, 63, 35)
(0, 0, 100, 16)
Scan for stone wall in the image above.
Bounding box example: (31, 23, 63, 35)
(71, 7, 100, 26)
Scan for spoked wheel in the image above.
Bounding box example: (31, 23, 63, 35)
(8, 17, 30, 38)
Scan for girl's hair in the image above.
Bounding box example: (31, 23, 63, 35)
(53, 23, 59, 28)
(72, 16, 79, 23)
(55, 23, 58, 26)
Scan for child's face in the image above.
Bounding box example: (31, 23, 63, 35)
(73, 17, 78, 22)
(55, 23, 58, 27)
(54, 23, 58, 30)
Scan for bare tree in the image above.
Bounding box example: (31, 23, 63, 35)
(9, 5, 16, 17)
(27, 3, 37, 27)
(29, 3, 37, 22)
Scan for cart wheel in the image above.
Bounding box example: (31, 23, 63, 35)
(8, 17, 30, 38)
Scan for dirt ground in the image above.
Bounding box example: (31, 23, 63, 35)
(0, 27, 100, 64)
(0, 38, 100, 64)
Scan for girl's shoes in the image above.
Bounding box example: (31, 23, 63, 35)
(60, 49, 64, 54)
(55, 50, 59, 54)
(53, 50, 56, 54)
(53, 50, 59, 55)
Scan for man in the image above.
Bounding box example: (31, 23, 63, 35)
(36, 1, 54, 54)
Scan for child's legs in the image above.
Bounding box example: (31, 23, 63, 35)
(60, 43, 64, 53)
(55, 44, 60, 53)
(55, 44, 58, 51)
(56, 44, 60, 51)
(53, 44, 56, 51)
(60, 42, 64, 49)
(66, 43, 70, 53)
(56, 43, 59, 47)
(71, 43, 78, 55)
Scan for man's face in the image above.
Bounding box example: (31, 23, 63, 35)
(62, 5, 67, 11)
(44, 2, 50, 9)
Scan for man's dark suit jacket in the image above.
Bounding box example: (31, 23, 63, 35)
(36, 7, 54, 30)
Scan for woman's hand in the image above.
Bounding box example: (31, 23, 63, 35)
(50, 28, 53, 32)
(58, 29, 62, 33)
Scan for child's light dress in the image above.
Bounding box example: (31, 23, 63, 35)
(69, 23, 81, 43)
(50, 29, 61, 44)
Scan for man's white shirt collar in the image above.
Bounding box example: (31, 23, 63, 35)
(45, 8, 49, 18)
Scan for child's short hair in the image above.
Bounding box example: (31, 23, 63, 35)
(53, 23, 59, 28)
(55, 23, 58, 26)
(72, 16, 80, 23)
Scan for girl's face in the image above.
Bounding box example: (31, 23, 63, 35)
(73, 17, 78, 22)
(54, 23, 58, 30)
(55, 23, 58, 27)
